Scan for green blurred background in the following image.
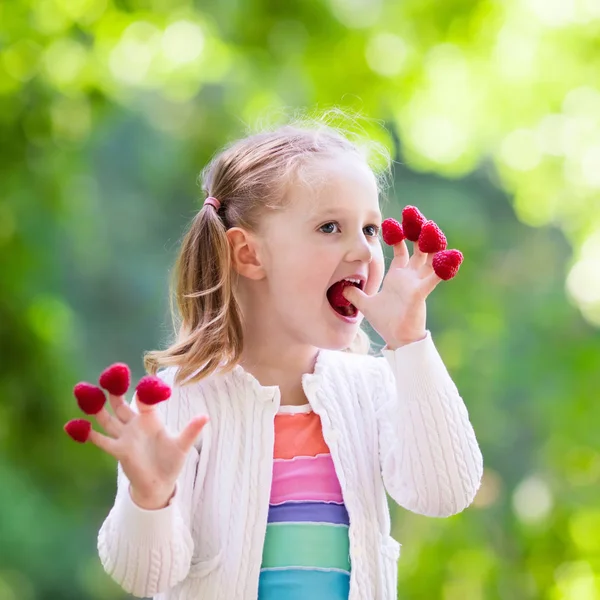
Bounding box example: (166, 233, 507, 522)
(1, 0, 599, 598)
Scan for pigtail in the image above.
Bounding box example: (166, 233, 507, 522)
(143, 201, 244, 386)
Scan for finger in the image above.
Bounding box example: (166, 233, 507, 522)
(176, 415, 210, 453)
(109, 393, 135, 423)
(88, 429, 119, 458)
(409, 243, 428, 269)
(390, 240, 409, 269)
(418, 253, 435, 278)
(420, 270, 443, 297)
(342, 285, 369, 313)
(135, 391, 158, 415)
(95, 407, 123, 437)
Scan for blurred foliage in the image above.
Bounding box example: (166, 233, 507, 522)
(0, 0, 599, 598)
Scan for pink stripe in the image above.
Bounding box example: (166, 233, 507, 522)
(270, 454, 343, 504)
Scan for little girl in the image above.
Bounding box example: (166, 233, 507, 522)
(86, 121, 483, 600)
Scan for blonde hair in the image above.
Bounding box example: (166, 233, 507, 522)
(144, 112, 391, 386)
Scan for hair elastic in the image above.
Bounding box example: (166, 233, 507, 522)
(204, 196, 221, 210)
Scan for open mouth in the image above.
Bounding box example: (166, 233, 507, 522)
(326, 278, 365, 318)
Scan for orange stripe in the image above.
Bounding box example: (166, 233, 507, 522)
(273, 412, 330, 459)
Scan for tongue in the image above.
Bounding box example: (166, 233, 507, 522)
(327, 281, 357, 316)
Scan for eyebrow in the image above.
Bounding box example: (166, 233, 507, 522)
(309, 207, 382, 221)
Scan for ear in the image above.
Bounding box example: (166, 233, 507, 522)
(226, 227, 266, 280)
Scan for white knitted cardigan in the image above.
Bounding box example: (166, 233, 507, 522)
(97, 331, 483, 600)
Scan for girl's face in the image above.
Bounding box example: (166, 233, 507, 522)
(255, 154, 385, 351)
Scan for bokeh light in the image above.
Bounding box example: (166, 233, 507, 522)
(1, 0, 599, 598)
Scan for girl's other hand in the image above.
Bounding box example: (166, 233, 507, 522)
(86, 385, 208, 510)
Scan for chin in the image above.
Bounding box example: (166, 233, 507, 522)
(293, 303, 365, 350)
(315, 323, 364, 352)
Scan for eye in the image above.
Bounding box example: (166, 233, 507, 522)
(319, 222, 340, 234)
(364, 224, 380, 237)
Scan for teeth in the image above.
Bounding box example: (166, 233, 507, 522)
(344, 278, 361, 285)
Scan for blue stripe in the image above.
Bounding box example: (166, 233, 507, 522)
(268, 502, 349, 525)
(258, 568, 350, 600)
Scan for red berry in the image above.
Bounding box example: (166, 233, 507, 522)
(136, 376, 172, 405)
(432, 250, 464, 280)
(73, 382, 106, 415)
(402, 205, 427, 242)
(99, 362, 131, 396)
(381, 218, 405, 245)
(418, 220, 447, 253)
(327, 280, 354, 308)
(64, 419, 92, 443)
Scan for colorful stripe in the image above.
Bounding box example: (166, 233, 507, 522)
(267, 501, 349, 525)
(271, 454, 343, 504)
(259, 408, 350, 599)
(261, 523, 350, 571)
(258, 569, 350, 600)
(273, 412, 329, 459)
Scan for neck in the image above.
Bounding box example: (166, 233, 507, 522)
(238, 322, 319, 407)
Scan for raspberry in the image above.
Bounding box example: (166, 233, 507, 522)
(64, 419, 92, 443)
(418, 220, 447, 253)
(327, 280, 355, 308)
(433, 250, 464, 280)
(402, 205, 427, 242)
(136, 375, 172, 405)
(99, 362, 131, 396)
(73, 382, 106, 415)
(381, 218, 405, 245)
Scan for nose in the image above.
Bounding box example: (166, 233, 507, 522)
(345, 233, 373, 264)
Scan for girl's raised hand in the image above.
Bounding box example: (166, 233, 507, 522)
(66, 364, 209, 510)
(342, 235, 438, 349)
(342, 207, 464, 350)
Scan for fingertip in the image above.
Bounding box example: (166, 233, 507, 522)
(392, 239, 409, 263)
(108, 392, 127, 414)
(135, 397, 156, 414)
(343, 284, 363, 298)
(412, 243, 428, 264)
(196, 414, 210, 429)
(94, 406, 109, 422)
(421, 270, 443, 294)
(87, 429, 118, 456)
(341, 288, 359, 309)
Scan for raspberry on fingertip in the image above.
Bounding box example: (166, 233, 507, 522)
(418, 220, 447, 253)
(64, 419, 92, 443)
(401, 205, 427, 242)
(73, 382, 107, 415)
(99, 362, 131, 396)
(381, 218, 405, 246)
(433, 249, 464, 280)
(136, 376, 172, 405)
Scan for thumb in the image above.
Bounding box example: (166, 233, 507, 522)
(342, 285, 369, 312)
(176, 414, 209, 452)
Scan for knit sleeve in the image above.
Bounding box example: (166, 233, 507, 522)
(97, 370, 201, 597)
(374, 330, 483, 517)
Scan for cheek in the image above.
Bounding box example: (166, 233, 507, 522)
(272, 248, 324, 296)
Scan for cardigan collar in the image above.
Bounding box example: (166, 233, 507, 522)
(226, 347, 331, 402)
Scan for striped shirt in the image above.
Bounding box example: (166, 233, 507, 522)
(258, 403, 350, 600)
